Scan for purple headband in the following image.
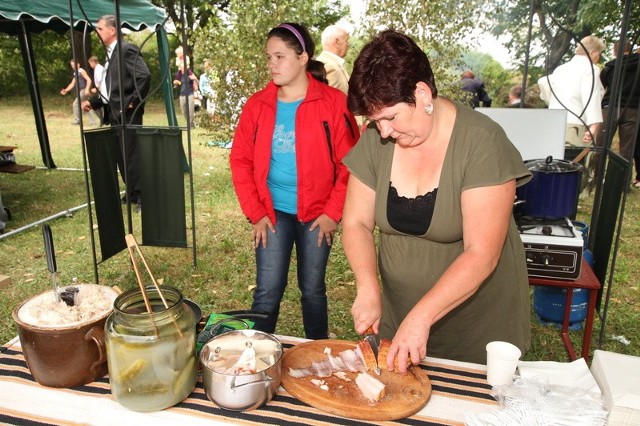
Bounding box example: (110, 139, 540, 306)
(278, 23, 306, 53)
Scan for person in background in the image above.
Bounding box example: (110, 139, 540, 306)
(173, 63, 198, 128)
(538, 35, 605, 197)
(199, 59, 216, 116)
(316, 25, 350, 94)
(460, 69, 492, 108)
(342, 29, 531, 367)
(597, 40, 640, 188)
(61, 59, 98, 125)
(507, 85, 532, 108)
(87, 56, 105, 124)
(537, 35, 605, 147)
(230, 22, 359, 339)
(174, 45, 190, 69)
(82, 14, 151, 210)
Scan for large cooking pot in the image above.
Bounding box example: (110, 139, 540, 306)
(200, 326, 282, 411)
(515, 156, 583, 219)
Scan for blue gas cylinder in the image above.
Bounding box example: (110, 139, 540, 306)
(583, 249, 595, 268)
(533, 286, 588, 328)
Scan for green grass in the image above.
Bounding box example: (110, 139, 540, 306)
(1, 96, 639, 363)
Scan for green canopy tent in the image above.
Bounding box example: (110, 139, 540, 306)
(0, 0, 178, 168)
(0, 0, 195, 281)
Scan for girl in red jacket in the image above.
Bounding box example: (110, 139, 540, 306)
(230, 22, 359, 339)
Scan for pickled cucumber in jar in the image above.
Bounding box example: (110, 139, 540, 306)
(105, 286, 197, 412)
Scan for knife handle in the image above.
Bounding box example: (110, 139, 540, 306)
(42, 224, 57, 273)
(364, 326, 375, 335)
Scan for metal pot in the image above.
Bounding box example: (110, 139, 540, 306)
(515, 156, 583, 219)
(200, 327, 282, 411)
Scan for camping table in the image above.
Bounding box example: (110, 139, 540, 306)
(0, 145, 35, 174)
(0, 335, 499, 425)
(528, 258, 601, 362)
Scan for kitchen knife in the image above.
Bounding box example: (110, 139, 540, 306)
(363, 326, 381, 374)
(363, 326, 380, 357)
(42, 224, 61, 303)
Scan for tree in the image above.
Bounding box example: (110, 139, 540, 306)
(491, 0, 640, 72)
(152, 0, 230, 63)
(191, 0, 346, 138)
(356, 0, 485, 101)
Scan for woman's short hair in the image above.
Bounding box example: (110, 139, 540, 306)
(268, 22, 315, 58)
(348, 30, 438, 116)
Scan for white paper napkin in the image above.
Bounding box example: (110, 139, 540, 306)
(517, 358, 601, 394)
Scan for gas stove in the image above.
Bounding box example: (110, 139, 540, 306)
(517, 217, 583, 280)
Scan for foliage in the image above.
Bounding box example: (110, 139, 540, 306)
(0, 32, 73, 97)
(461, 51, 515, 106)
(491, 0, 640, 72)
(357, 0, 485, 102)
(192, 0, 347, 140)
(152, 0, 230, 65)
(0, 29, 163, 99)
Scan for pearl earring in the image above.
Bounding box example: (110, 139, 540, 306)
(425, 103, 434, 115)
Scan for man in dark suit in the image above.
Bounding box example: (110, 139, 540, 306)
(83, 14, 150, 209)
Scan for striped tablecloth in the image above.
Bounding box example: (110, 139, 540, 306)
(0, 336, 498, 425)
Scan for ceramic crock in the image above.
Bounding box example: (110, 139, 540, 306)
(12, 285, 118, 388)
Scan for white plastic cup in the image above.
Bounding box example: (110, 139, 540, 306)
(485, 341, 522, 386)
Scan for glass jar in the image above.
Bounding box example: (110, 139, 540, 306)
(105, 285, 197, 412)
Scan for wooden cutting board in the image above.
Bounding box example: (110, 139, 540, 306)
(281, 339, 431, 421)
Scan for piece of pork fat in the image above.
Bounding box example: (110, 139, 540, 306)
(288, 348, 366, 378)
(340, 348, 366, 372)
(355, 372, 386, 402)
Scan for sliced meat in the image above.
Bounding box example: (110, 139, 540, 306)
(355, 372, 386, 402)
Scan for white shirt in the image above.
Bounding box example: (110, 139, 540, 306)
(93, 63, 105, 91)
(100, 42, 117, 103)
(538, 55, 604, 126)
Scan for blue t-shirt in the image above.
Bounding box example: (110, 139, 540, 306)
(268, 99, 302, 214)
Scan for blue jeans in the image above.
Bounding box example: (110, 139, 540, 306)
(251, 210, 330, 339)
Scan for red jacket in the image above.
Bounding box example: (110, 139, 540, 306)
(230, 74, 359, 225)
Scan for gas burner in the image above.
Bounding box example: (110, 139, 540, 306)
(517, 217, 583, 279)
(516, 217, 577, 239)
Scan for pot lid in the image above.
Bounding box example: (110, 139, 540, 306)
(525, 155, 583, 173)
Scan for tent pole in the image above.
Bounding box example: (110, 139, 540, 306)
(178, 0, 197, 268)
(18, 20, 56, 169)
(519, 0, 535, 108)
(158, 28, 178, 127)
(69, 0, 100, 285)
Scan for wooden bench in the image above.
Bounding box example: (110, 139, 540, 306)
(0, 146, 35, 174)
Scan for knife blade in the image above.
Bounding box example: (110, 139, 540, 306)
(42, 224, 61, 303)
(363, 326, 381, 374)
(363, 326, 380, 357)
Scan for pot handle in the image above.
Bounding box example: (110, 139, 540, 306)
(85, 325, 107, 375)
(230, 375, 274, 390)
